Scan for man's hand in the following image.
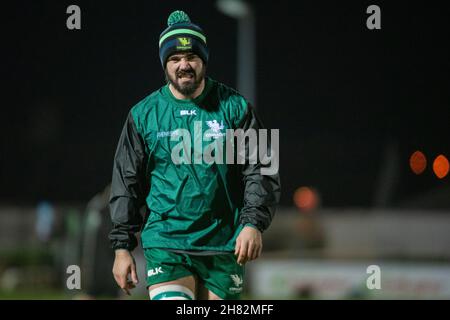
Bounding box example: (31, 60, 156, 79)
(112, 249, 139, 295)
(234, 226, 262, 265)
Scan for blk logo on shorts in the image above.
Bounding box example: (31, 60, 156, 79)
(148, 267, 164, 277)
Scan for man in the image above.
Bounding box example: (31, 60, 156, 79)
(109, 10, 280, 300)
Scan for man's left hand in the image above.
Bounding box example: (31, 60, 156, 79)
(235, 226, 262, 265)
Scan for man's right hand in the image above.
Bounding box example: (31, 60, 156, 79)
(112, 249, 139, 295)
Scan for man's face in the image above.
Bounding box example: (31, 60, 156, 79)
(165, 52, 206, 96)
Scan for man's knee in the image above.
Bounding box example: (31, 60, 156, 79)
(149, 284, 195, 300)
(148, 276, 196, 300)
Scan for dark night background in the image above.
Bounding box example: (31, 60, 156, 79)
(2, 0, 450, 208)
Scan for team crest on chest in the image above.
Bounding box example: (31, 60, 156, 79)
(205, 120, 225, 139)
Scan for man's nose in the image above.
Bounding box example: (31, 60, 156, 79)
(179, 58, 190, 69)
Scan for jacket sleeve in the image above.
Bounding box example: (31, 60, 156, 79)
(109, 112, 149, 251)
(238, 104, 281, 232)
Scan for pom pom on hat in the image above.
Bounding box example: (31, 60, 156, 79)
(167, 10, 191, 26)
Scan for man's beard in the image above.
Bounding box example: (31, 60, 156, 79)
(165, 66, 206, 97)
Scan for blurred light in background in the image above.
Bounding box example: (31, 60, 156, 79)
(216, 0, 250, 17)
(35, 201, 55, 243)
(433, 154, 449, 179)
(293, 187, 320, 212)
(409, 150, 427, 175)
(216, 0, 256, 105)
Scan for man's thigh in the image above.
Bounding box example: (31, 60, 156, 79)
(193, 253, 245, 300)
(145, 248, 195, 299)
(196, 279, 223, 300)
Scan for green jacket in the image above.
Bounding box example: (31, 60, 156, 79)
(109, 77, 281, 252)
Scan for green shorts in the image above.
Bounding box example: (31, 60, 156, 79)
(144, 248, 245, 300)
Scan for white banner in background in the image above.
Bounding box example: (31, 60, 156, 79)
(249, 260, 450, 299)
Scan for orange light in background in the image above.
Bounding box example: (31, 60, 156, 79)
(409, 150, 427, 175)
(293, 187, 319, 212)
(433, 155, 449, 179)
